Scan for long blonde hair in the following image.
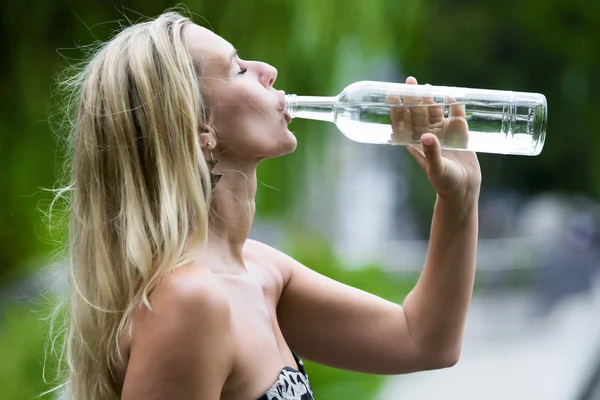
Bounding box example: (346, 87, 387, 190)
(49, 11, 212, 399)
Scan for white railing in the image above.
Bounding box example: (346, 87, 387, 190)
(337, 235, 552, 273)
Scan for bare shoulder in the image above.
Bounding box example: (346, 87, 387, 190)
(244, 238, 296, 264)
(133, 265, 231, 332)
(244, 239, 296, 281)
(156, 265, 229, 313)
(122, 266, 234, 399)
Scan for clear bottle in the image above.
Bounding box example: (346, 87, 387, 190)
(284, 80, 547, 156)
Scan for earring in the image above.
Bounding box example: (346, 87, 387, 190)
(206, 143, 222, 191)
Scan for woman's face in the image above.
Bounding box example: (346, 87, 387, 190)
(184, 24, 296, 166)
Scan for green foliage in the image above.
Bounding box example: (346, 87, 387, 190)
(1, 0, 599, 397)
(0, 298, 61, 400)
(4, 0, 597, 277)
(0, 0, 432, 281)
(401, 0, 600, 196)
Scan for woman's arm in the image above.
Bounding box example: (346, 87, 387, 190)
(402, 192, 478, 366)
(264, 195, 477, 375)
(271, 76, 481, 375)
(269, 195, 478, 375)
(400, 75, 481, 365)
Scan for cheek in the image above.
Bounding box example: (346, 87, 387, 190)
(212, 91, 275, 136)
(238, 88, 273, 120)
(212, 86, 270, 129)
(221, 118, 294, 159)
(208, 83, 294, 156)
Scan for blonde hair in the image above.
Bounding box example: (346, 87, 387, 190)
(49, 10, 212, 400)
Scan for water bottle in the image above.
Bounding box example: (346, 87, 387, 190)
(284, 80, 547, 156)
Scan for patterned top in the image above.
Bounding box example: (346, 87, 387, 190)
(257, 352, 315, 400)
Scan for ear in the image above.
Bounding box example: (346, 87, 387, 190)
(198, 125, 217, 150)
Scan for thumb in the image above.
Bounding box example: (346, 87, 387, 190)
(421, 133, 444, 177)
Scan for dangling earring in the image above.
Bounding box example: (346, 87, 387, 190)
(206, 142, 222, 191)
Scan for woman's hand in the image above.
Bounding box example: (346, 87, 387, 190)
(389, 76, 482, 201)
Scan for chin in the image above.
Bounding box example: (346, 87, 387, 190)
(262, 132, 297, 160)
(280, 130, 298, 154)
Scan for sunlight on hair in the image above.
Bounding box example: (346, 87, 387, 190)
(45, 8, 214, 399)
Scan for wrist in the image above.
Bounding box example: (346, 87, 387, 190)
(435, 189, 479, 223)
(437, 186, 479, 205)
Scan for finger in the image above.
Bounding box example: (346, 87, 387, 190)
(402, 105, 415, 140)
(403, 76, 420, 107)
(445, 118, 470, 149)
(448, 96, 466, 118)
(421, 84, 434, 105)
(424, 84, 444, 126)
(445, 96, 469, 149)
(387, 94, 407, 125)
(421, 133, 444, 177)
(404, 77, 428, 135)
(420, 84, 443, 140)
(406, 146, 427, 173)
(387, 94, 409, 144)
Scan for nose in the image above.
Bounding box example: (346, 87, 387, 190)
(258, 62, 278, 89)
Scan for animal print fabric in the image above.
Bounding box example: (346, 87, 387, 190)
(257, 353, 315, 400)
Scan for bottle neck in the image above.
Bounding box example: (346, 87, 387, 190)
(285, 95, 337, 122)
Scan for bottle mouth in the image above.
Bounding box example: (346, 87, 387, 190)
(284, 94, 297, 119)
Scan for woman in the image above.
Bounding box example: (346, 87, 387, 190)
(56, 10, 481, 400)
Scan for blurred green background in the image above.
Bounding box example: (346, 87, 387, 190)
(1, 0, 599, 399)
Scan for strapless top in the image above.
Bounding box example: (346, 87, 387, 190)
(256, 352, 314, 400)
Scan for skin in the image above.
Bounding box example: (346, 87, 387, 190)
(120, 24, 481, 400)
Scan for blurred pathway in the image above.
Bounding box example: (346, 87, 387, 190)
(379, 273, 600, 400)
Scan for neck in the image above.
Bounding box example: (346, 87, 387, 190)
(203, 165, 257, 269)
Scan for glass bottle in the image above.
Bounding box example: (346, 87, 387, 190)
(284, 80, 547, 156)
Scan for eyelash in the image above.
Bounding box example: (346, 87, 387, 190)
(238, 67, 248, 75)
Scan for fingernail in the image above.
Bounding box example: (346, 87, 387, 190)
(422, 137, 433, 146)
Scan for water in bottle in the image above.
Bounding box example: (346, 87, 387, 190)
(284, 80, 547, 156)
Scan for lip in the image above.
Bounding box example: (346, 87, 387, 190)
(277, 90, 292, 124)
(277, 90, 286, 111)
(283, 110, 292, 124)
